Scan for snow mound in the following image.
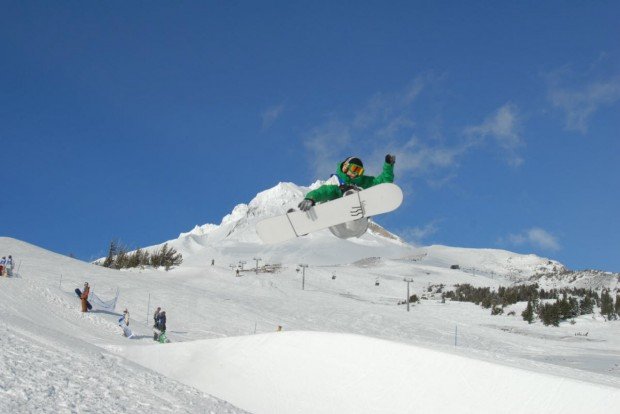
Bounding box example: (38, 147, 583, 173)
(120, 331, 620, 414)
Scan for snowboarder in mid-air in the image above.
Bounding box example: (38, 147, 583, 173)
(298, 154, 396, 211)
(255, 153, 401, 243)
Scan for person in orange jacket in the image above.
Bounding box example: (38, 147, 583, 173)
(81, 282, 90, 312)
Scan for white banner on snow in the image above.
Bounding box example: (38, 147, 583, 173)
(89, 288, 119, 312)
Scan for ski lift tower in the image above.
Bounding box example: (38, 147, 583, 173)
(298, 264, 308, 290)
(404, 278, 414, 312)
(253, 257, 262, 274)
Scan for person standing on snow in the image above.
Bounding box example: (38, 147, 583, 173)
(153, 310, 168, 343)
(6, 255, 13, 277)
(298, 154, 396, 211)
(118, 308, 133, 338)
(80, 282, 90, 312)
(157, 311, 167, 332)
(153, 307, 161, 328)
(0, 256, 6, 277)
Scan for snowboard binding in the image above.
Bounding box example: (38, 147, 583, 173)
(328, 187, 369, 239)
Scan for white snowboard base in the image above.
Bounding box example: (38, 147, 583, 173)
(256, 183, 403, 244)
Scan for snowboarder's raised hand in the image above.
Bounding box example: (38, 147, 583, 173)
(298, 198, 315, 212)
(385, 154, 396, 165)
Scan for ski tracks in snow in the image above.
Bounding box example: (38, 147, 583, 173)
(0, 322, 245, 413)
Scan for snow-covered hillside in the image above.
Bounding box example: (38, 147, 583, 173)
(2, 183, 620, 413)
(2, 229, 620, 413)
(0, 238, 248, 413)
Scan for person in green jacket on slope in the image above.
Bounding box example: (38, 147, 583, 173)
(298, 154, 396, 211)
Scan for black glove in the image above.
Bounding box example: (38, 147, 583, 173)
(298, 198, 315, 211)
(385, 154, 396, 165)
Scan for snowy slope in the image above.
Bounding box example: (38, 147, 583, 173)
(2, 234, 620, 413)
(123, 331, 619, 414)
(409, 245, 566, 280)
(2, 182, 620, 413)
(0, 238, 248, 413)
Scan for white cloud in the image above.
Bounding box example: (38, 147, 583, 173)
(261, 104, 285, 129)
(302, 77, 523, 182)
(548, 76, 620, 133)
(507, 227, 560, 252)
(302, 74, 446, 180)
(464, 103, 524, 166)
(403, 76, 427, 104)
(303, 120, 352, 176)
(400, 221, 440, 244)
(376, 116, 415, 139)
(393, 137, 462, 174)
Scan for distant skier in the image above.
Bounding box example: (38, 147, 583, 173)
(153, 310, 167, 342)
(298, 154, 396, 211)
(80, 282, 90, 312)
(6, 255, 13, 277)
(153, 307, 161, 328)
(157, 311, 166, 332)
(118, 308, 133, 338)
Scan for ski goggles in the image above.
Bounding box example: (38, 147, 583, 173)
(347, 163, 364, 176)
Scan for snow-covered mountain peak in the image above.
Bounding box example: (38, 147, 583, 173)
(178, 182, 311, 240)
(222, 203, 250, 225)
(246, 181, 307, 218)
(162, 182, 571, 276)
(157, 181, 414, 265)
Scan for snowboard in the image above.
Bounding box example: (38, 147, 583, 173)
(153, 331, 169, 343)
(75, 288, 93, 310)
(256, 183, 403, 244)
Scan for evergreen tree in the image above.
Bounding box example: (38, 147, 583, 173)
(522, 300, 535, 324)
(114, 244, 129, 269)
(161, 243, 183, 270)
(127, 248, 142, 268)
(102, 240, 118, 268)
(600, 290, 615, 320)
(557, 296, 573, 320)
(149, 243, 183, 270)
(579, 295, 594, 315)
(538, 302, 560, 327)
(491, 305, 503, 315)
(568, 297, 580, 318)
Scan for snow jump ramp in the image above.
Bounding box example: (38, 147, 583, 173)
(120, 331, 620, 414)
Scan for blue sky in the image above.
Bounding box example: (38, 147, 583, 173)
(1, 1, 619, 271)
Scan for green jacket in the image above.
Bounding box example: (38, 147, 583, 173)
(305, 161, 394, 203)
